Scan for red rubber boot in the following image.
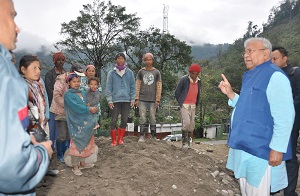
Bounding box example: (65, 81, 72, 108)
(111, 130, 117, 146)
(118, 128, 126, 145)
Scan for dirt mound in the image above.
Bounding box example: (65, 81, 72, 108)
(36, 136, 240, 196)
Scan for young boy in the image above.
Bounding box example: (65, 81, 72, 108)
(86, 77, 101, 130)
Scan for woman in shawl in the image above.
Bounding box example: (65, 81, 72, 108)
(19, 55, 49, 138)
(64, 73, 98, 176)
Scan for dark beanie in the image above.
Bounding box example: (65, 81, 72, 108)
(115, 53, 126, 60)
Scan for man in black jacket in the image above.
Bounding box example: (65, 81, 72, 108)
(175, 64, 202, 148)
(272, 46, 300, 196)
(45, 52, 66, 149)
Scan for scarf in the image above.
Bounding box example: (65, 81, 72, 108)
(68, 88, 82, 93)
(22, 75, 47, 129)
(115, 62, 127, 71)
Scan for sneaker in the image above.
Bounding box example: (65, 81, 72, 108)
(79, 163, 95, 170)
(72, 169, 83, 176)
(138, 136, 145, 142)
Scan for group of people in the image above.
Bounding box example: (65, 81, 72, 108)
(1, 0, 299, 195)
(218, 37, 300, 195)
(44, 53, 101, 175)
(105, 52, 202, 151)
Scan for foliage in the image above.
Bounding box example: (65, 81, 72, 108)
(191, 43, 230, 61)
(197, 66, 231, 127)
(200, 0, 300, 130)
(118, 26, 193, 113)
(264, 0, 300, 30)
(243, 21, 261, 40)
(55, 0, 140, 81)
(262, 13, 300, 66)
(119, 27, 192, 73)
(99, 96, 110, 131)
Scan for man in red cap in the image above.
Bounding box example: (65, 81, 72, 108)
(45, 52, 66, 149)
(175, 64, 202, 148)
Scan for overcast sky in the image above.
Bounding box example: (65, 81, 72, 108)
(13, 0, 281, 52)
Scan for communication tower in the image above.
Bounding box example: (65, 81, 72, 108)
(163, 4, 169, 34)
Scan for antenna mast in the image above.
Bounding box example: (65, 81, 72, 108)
(163, 4, 169, 34)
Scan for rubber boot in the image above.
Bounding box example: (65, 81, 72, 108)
(111, 130, 117, 146)
(138, 124, 145, 142)
(56, 141, 65, 162)
(150, 125, 157, 140)
(187, 132, 191, 148)
(118, 128, 126, 145)
(182, 131, 189, 149)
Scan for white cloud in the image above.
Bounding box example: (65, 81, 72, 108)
(13, 0, 280, 51)
(15, 31, 56, 53)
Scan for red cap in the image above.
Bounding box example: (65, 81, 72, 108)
(188, 64, 201, 73)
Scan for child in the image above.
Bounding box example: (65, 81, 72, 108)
(64, 73, 98, 176)
(19, 55, 49, 140)
(86, 77, 101, 130)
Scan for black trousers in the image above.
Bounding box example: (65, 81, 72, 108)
(284, 126, 299, 196)
(110, 102, 130, 130)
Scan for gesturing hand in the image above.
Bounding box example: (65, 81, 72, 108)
(218, 74, 235, 100)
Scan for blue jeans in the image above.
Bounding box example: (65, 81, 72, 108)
(110, 102, 131, 130)
(139, 101, 156, 126)
(49, 112, 58, 149)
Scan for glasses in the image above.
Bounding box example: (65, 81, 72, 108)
(242, 49, 266, 57)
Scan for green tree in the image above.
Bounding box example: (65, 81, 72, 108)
(119, 27, 192, 111)
(55, 0, 140, 81)
(120, 27, 192, 71)
(243, 21, 261, 40)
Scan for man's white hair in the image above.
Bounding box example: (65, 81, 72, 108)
(244, 37, 272, 55)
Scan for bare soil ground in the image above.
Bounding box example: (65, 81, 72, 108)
(36, 136, 299, 196)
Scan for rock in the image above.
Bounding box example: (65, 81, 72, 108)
(227, 189, 235, 196)
(221, 190, 228, 195)
(211, 170, 220, 178)
(222, 178, 230, 184)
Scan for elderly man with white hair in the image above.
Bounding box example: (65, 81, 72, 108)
(218, 37, 294, 195)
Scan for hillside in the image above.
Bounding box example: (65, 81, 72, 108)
(191, 43, 229, 60)
(262, 13, 300, 66)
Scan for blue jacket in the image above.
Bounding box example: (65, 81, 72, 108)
(0, 44, 49, 195)
(229, 61, 293, 161)
(105, 68, 136, 103)
(175, 75, 201, 107)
